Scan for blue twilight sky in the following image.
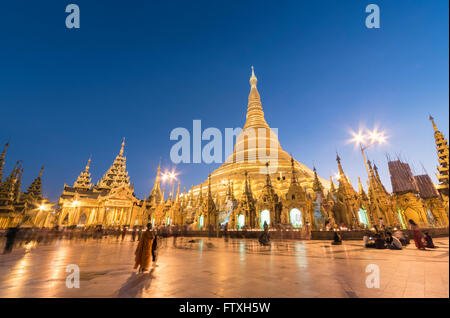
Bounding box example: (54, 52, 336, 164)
(0, 0, 448, 201)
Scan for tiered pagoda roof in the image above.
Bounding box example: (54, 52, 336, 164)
(95, 138, 130, 191)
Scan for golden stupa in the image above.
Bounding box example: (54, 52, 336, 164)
(190, 67, 330, 201)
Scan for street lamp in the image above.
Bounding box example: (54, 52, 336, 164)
(161, 169, 178, 199)
(348, 127, 388, 227)
(349, 128, 387, 181)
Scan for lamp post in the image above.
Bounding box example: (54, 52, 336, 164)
(162, 170, 177, 199)
(349, 128, 387, 228)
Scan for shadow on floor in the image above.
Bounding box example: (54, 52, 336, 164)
(116, 268, 155, 297)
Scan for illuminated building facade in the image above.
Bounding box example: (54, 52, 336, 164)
(0, 142, 54, 228)
(1, 70, 448, 230)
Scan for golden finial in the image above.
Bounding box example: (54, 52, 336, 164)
(429, 114, 438, 132)
(85, 157, 91, 172)
(39, 166, 44, 178)
(120, 137, 125, 156)
(250, 66, 257, 88)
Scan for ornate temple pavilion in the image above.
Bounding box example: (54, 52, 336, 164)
(57, 139, 145, 227)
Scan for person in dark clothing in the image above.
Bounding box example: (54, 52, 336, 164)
(385, 232, 402, 250)
(374, 233, 386, 249)
(409, 219, 425, 250)
(121, 226, 127, 241)
(3, 226, 19, 254)
(132, 227, 137, 242)
(423, 232, 436, 248)
(331, 231, 342, 245)
(152, 232, 158, 263)
(258, 222, 270, 246)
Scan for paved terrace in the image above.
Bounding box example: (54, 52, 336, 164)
(0, 236, 448, 298)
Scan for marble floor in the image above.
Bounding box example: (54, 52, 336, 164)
(0, 236, 448, 298)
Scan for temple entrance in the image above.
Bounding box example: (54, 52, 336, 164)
(358, 208, 369, 228)
(260, 210, 270, 229)
(289, 208, 302, 228)
(397, 208, 407, 229)
(78, 213, 87, 226)
(199, 215, 204, 229)
(62, 214, 69, 226)
(238, 214, 245, 229)
(426, 209, 436, 227)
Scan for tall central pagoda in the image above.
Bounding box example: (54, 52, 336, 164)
(190, 68, 329, 202)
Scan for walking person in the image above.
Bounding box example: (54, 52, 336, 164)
(152, 228, 159, 265)
(304, 222, 311, 240)
(409, 219, 425, 250)
(121, 226, 127, 241)
(134, 223, 154, 273)
(137, 226, 143, 241)
(132, 227, 137, 242)
(3, 225, 20, 254)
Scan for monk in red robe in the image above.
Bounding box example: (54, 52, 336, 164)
(409, 219, 425, 250)
(134, 223, 154, 272)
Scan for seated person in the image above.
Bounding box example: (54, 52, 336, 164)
(364, 231, 376, 248)
(423, 232, 436, 248)
(331, 231, 342, 245)
(374, 233, 386, 249)
(385, 232, 402, 250)
(393, 229, 409, 246)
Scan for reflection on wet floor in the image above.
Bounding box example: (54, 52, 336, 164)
(0, 236, 448, 298)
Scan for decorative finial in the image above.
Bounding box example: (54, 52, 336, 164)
(85, 157, 91, 171)
(429, 114, 438, 132)
(39, 166, 44, 178)
(336, 153, 341, 163)
(250, 66, 257, 88)
(120, 137, 125, 156)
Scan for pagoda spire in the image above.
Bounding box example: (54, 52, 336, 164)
(187, 185, 194, 206)
(14, 165, 23, 202)
(373, 163, 388, 194)
(198, 183, 203, 206)
(243, 171, 250, 194)
(96, 139, 130, 190)
(73, 157, 92, 190)
(0, 160, 19, 208)
(290, 157, 298, 185)
(329, 176, 336, 193)
(161, 187, 166, 204)
(120, 137, 125, 156)
(312, 167, 324, 195)
(429, 115, 438, 133)
(26, 166, 44, 200)
(0, 140, 10, 182)
(247, 172, 253, 194)
(175, 182, 180, 202)
(207, 174, 212, 197)
(429, 115, 449, 197)
(358, 177, 368, 201)
(336, 154, 346, 180)
(265, 162, 273, 188)
(243, 66, 269, 130)
(148, 162, 163, 203)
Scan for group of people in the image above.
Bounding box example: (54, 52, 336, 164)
(362, 219, 437, 250)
